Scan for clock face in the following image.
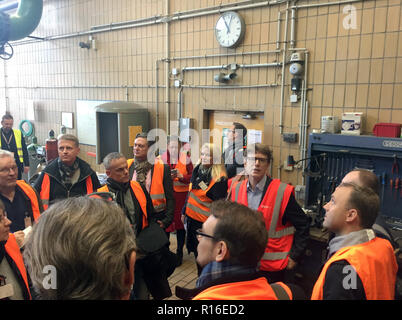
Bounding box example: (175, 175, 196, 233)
(215, 11, 245, 48)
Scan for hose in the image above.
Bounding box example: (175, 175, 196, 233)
(19, 119, 34, 137)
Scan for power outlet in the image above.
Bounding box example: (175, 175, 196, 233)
(283, 160, 293, 171)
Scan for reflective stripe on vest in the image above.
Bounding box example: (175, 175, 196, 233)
(231, 178, 295, 271)
(40, 173, 94, 210)
(5, 234, 31, 299)
(150, 161, 166, 212)
(16, 180, 41, 221)
(193, 277, 292, 300)
(311, 237, 398, 300)
(173, 153, 190, 193)
(185, 179, 217, 223)
(98, 181, 148, 230)
(0, 129, 24, 163)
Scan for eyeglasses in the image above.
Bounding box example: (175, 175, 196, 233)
(0, 165, 18, 174)
(246, 157, 269, 164)
(196, 228, 216, 240)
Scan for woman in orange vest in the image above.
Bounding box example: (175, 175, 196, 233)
(0, 200, 31, 300)
(183, 143, 227, 274)
(160, 137, 193, 266)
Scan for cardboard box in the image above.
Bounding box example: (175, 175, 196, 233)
(341, 112, 363, 135)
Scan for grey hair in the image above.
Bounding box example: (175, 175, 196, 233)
(102, 152, 126, 170)
(23, 197, 137, 300)
(57, 134, 79, 147)
(0, 149, 15, 159)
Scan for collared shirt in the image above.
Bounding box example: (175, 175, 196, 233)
(246, 175, 267, 210)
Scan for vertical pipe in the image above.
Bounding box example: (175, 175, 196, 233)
(279, 1, 289, 135)
(276, 11, 281, 50)
(177, 87, 183, 120)
(165, 0, 170, 134)
(290, 8, 296, 48)
(155, 60, 159, 129)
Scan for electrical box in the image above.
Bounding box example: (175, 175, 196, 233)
(95, 102, 150, 164)
(179, 118, 194, 142)
(283, 132, 298, 143)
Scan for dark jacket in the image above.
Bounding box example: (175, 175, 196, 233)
(128, 161, 175, 229)
(33, 157, 100, 206)
(222, 143, 246, 179)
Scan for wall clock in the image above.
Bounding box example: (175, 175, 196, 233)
(215, 11, 246, 48)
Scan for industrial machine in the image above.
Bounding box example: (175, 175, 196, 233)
(304, 133, 402, 230)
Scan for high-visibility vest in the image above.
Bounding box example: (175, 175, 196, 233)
(98, 181, 148, 230)
(185, 177, 221, 223)
(16, 180, 41, 222)
(172, 153, 190, 193)
(127, 158, 167, 213)
(231, 178, 295, 271)
(4, 233, 31, 300)
(0, 129, 24, 163)
(193, 277, 292, 300)
(40, 173, 94, 210)
(311, 237, 397, 300)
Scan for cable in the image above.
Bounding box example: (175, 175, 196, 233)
(19, 119, 34, 137)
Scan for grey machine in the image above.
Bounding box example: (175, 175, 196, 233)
(95, 102, 150, 164)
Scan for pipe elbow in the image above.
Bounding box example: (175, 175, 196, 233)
(8, 0, 43, 41)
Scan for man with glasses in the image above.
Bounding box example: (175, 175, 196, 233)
(0, 150, 42, 243)
(229, 143, 310, 283)
(175, 200, 304, 300)
(0, 200, 31, 300)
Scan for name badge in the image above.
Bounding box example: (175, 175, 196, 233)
(199, 181, 208, 191)
(0, 284, 14, 300)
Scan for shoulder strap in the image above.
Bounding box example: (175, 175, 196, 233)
(271, 282, 291, 300)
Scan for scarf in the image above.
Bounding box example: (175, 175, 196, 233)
(133, 159, 152, 186)
(327, 228, 376, 260)
(58, 158, 79, 189)
(193, 165, 212, 189)
(196, 260, 258, 288)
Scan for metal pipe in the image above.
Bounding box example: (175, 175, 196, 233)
(165, 0, 170, 134)
(276, 11, 281, 50)
(290, 8, 296, 48)
(155, 60, 160, 129)
(279, 1, 289, 135)
(182, 62, 281, 72)
(177, 87, 183, 119)
(181, 84, 278, 89)
(4, 85, 163, 89)
(170, 50, 281, 62)
(291, 0, 362, 10)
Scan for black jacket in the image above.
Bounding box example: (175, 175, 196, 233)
(33, 157, 100, 205)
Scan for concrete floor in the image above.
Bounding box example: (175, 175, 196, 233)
(166, 233, 198, 300)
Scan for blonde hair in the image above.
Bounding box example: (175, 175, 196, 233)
(199, 143, 227, 180)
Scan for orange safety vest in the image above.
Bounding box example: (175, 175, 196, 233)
(231, 178, 295, 271)
(40, 173, 94, 210)
(16, 180, 41, 222)
(311, 237, 398, 300)
(185, 177, 222, 223)
(4, 233, 31, 300)
(98, 181, 148, 230)
(193, 277, 292, 300)
(172, 153, 190, 193)
(127, 158, 167, 213)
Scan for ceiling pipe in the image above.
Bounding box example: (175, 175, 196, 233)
(0, 1, 18, 12)
(0, 0, 43, 43)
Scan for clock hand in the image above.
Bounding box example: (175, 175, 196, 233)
(223, 16, 230, 34)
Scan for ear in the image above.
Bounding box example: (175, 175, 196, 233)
(105, 169, 111, 177)
(345, 208, 359, 223)
(215, 241, 229, 263)
(121, 251, 136, 300)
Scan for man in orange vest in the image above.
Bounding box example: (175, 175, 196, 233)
(311, 183, 398, 300)
(0, 150, 42, 246)
(0, 200, 31, 300)
(229, 143, 310, 283)
(33, 134, 100, 209)
(127, 132, 174, 232)
(176, 200, 305, 300)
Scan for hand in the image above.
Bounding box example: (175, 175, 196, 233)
(13, 231, 25, 248)
(181, 215, 185, 224)
(157, 220, 165, 229)
(24, 166, 30, 174)
(286, 257, 297, 270)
